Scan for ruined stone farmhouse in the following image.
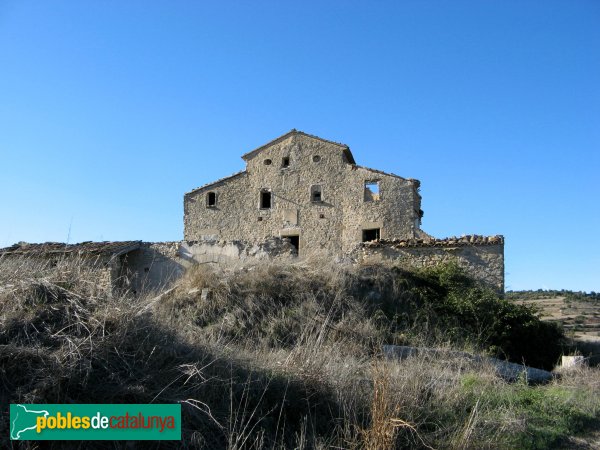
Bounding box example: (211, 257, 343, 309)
(184, 130, 424, 255)
(0, 130, 505, 292)
(183, 130, 504, 290)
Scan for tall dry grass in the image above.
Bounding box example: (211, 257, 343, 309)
(1, 255, 599, 449)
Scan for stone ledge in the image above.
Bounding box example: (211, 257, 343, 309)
(360, 234, 504, 249)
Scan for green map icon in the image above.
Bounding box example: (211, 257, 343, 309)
(10, 404, 49, 440)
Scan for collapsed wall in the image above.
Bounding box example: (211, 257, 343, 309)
(122, 238, 297, 293)
(122, 235, 504, 294)
(121, 242, 186, 294)
(350, 235, 504, 292)
(0, 241, 143, 297)
(1, 236, 504, 295)
(180, 237, 297, 263)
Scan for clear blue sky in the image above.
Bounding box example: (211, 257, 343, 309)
(1, 1, 598, 291)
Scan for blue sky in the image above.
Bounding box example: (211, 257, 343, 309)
(0, 1, 598, 291)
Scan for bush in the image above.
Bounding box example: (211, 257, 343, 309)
(377, 263, 566, 370)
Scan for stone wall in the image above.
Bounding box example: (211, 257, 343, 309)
(121, 238, 296, 293)
(120, 235, 503, 294)
(2, 235, 503, 295)
(121, 242, 186, 294)
(0, 252, 121, 297)
(341, 165, 420, 248)
(184, 131, 421, 256)
(180, 237, 296, 264)
(350, 235, 505, 291)
(96, 255, 120, 295)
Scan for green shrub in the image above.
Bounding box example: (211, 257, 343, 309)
(370, 262, 565, 370)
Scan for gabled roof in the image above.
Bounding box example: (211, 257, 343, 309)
(241, 129, 355, 164)
(0, 241, 142, 257)
(185, 170, 247, 196)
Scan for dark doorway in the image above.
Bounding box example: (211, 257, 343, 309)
(286, 235, 300, 254)
(362, 228, 380, 242)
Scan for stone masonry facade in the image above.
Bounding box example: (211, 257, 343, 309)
(184, 130, 423, 256)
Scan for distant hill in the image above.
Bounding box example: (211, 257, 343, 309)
(508, 289, 600, 360)
(507, 289, 600, 302)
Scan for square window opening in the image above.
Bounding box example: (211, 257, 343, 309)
(282, 157, 290, 168)
(364, 181, 380, 202)
(362, 228, 380, 242)
(260, 191, 272, 209)
(311, 185, 322, 202)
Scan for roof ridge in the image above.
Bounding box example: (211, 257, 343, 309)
(294, 130, 349, 149)
(241, 129, 349, 161)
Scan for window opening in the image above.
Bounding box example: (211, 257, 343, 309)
(362, 228, 380, 242)
(364, 181, 380, 202)
(206, 191, 216, 207)
(282, 157, 290, 168)
(311, 185, 322, 202)
(260, 191, 272, 209)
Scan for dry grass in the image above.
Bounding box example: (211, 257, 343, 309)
(1, 255, 599, 449)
